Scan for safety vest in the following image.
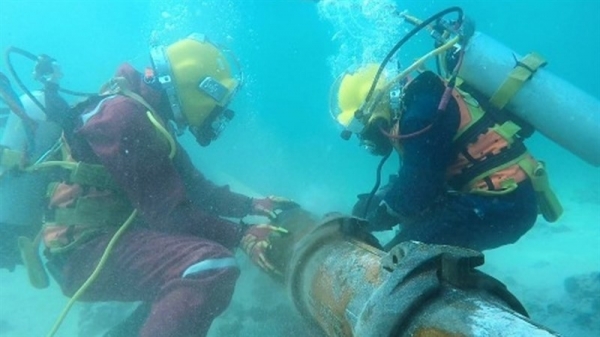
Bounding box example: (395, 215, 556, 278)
(393, 82, 562, 222)
(42, 133, 134, 254)
(41, 77, 176, 254)
(9, 76, 174, 289)
(446, 87, 533, 193)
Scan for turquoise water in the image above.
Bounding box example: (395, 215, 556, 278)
(0, 0, 599, 336)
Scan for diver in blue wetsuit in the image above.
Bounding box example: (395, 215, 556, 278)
(334, 65, 562, 252)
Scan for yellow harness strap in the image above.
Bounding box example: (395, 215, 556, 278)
(467, 152, 529, 196)
(0, 147, 24, 170)
(517, 159, 563, 223)
(69, 161, 119, 190)
(52, 196, 132, 228)
(468, 153, 562, 222)
(489, 52, 547, 110)
(110, 77, 158, 115)
(109, 77, 176, 159)
(18, 233, 49, 289)
(491, 120, 522, 145)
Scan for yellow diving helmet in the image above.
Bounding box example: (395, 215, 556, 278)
(150, 33, 243, 146)
(330, 63, 397, 154)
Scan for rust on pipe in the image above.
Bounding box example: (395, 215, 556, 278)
(267, 208, 559, 337)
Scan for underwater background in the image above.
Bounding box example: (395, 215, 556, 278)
(0, 0, 598, 336)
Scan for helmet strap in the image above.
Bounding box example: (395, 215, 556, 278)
(150, 45, 186, 135)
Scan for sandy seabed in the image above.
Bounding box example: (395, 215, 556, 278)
(1, 187, 598, 337)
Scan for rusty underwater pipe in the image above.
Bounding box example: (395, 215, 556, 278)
(267, 208, 560, 337)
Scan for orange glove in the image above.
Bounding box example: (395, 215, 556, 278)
(251, 196, 299, 219)
(240, 224, 288, 274)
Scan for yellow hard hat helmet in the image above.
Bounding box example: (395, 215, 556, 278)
(150, 33, 243, 146)
(330, 63, 392, 135)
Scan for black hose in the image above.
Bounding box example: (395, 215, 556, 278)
(361, 6, 464, 113)
(5, 46, 47, 114)
(4, 46, 96, 159)
(360, 7, 464, 220)
(57, 86, 95, 97)
(362, 150, 391, 219)
(4, 46, 95, 114)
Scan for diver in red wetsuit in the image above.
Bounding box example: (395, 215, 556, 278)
(37, 34, 296, 337)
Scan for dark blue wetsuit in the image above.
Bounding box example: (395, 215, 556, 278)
(376, 72, 538, 251)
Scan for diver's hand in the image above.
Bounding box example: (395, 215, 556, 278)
(33, 54, 62, 84)
(368, 204, 400, 232)
(251, 196, 299, 220)
(240, 224, 288, 274)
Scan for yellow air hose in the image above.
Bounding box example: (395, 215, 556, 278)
(364, 35, 460, 115)
(46, 209, 138, 337)
(146, 110, 177, 159)
(45, 101, 176, 337)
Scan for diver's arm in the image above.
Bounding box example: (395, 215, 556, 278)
(382, 91, 457, 219)
(171, 144, 253, 218)
(79, 98, 243, 248)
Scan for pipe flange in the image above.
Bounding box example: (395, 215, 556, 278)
(355, 241, 504, 337)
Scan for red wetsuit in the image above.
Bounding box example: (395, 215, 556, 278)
(45, 63, 251, 337)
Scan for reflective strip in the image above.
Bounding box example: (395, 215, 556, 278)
(80, 96, 116, 125)
(182, 257, 238, 278)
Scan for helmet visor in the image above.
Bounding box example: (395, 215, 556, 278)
(189, 105, 235, 146)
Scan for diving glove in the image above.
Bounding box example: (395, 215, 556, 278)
(251, 196, 299, 220)
(240, 224, 288, 274)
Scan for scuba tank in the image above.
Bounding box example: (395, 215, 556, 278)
(454, 31, 600, 167)
(0, 47, 93, 287)
(0, 47, 92, 229)
(1, 90, 62, 161)
(0, 90, 61, 228)
(337, 7, 600, 168)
